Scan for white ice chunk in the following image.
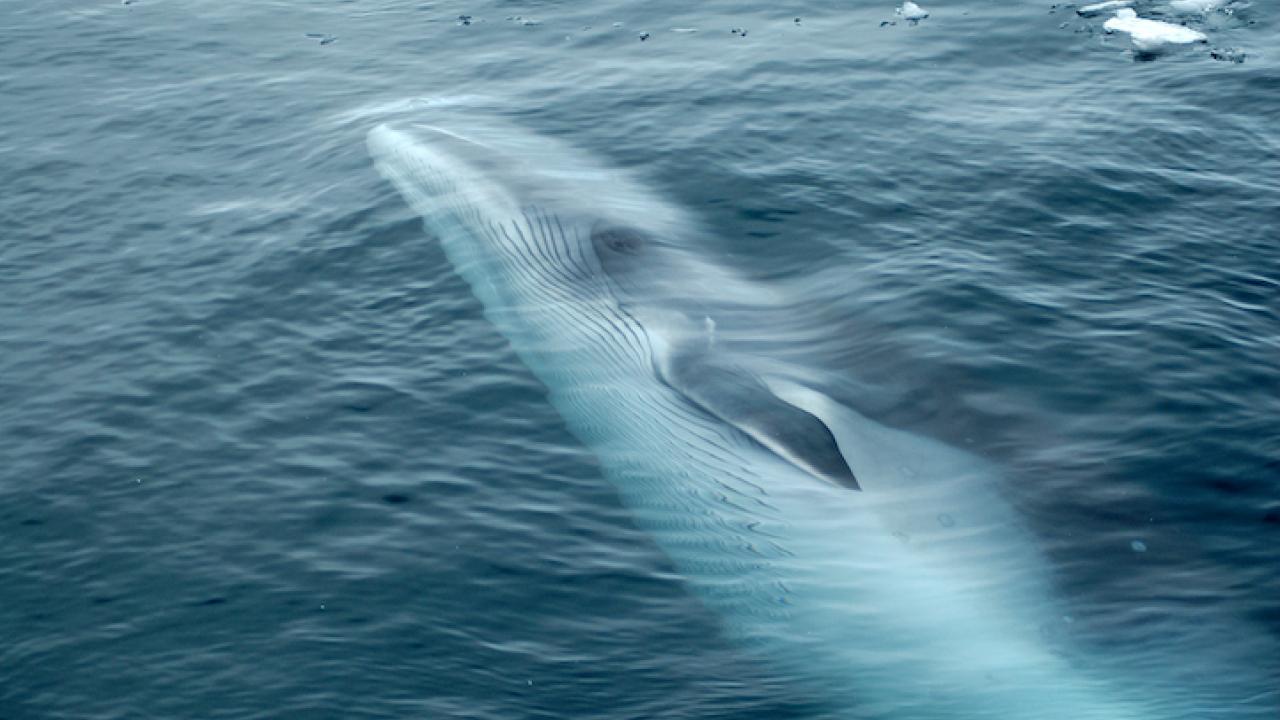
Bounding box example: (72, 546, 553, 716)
(1076, 0, 1133, 17)
(1104, 8, 1207, 51)
(897, 1, 930, 20)
(1169, 0, 1226, 13)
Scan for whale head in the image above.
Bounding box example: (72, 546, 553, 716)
(367, 121, 729, 313)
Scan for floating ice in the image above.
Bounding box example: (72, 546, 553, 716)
(1210, 46, 1246, 62)
(897, 1, 930, 21)
(1170, 0, 1227, 12)
(1104, 8, 1207, 52)
(1076, 0, 1133, 16)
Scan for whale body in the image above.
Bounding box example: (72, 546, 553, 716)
(366, 114, 1213, 718)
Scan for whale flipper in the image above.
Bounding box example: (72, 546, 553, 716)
(662, 353, 860, 491)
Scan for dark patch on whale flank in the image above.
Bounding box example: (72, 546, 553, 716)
(663, 350, 860, 491)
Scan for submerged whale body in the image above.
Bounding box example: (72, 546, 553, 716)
(366, 114, 1252, 718)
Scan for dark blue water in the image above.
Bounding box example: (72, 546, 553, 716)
(1, 0, 1276, 718)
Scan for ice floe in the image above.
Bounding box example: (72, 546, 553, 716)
(1169, 0, 1227, 13)
(897, 1, 930, 21)
(1209, 46, 1246, 62)
(1076, 0, 1134, 17)
(1103, 8, 1207, 51)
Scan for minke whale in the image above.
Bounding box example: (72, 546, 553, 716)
(366, 114, 1237, 719)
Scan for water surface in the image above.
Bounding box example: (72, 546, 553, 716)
(1, 0, 1277, 717)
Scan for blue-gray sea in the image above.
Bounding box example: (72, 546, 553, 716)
(1, 0, 1277, 718)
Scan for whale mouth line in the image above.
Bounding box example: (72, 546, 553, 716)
(407, 122, 491, 148)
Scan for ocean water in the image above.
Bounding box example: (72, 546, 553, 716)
(1, 0, 1277, 718)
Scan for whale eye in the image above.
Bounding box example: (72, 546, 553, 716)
(592, 226, 644, 256)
